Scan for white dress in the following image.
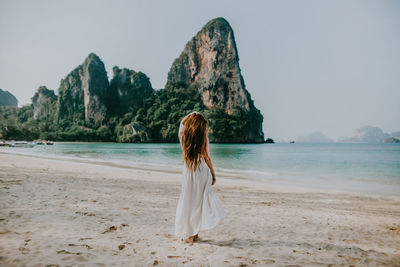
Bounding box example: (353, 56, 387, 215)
(175, 114, 226, 239)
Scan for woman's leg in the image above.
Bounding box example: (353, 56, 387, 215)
(182, 231, 199, 243)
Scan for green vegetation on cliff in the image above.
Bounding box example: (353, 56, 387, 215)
(0, 81, 263, 143)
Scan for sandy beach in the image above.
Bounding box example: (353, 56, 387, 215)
(0, 152, 399, 266)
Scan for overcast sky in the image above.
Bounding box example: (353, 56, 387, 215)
(0, 0, 399, 141)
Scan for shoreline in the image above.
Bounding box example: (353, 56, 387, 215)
(1, 152, 399, 265)
(1, 150, 399, 199)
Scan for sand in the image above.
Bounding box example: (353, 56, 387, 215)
(0, 152, 399, 266)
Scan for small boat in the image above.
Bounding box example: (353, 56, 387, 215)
(46, 142, 54, 145)
(290, 141, 295, 144)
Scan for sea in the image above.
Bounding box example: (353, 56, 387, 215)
(2, 142, 399, 196)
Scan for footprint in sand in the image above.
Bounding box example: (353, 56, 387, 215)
(60, 255, 88, 262)
(57, 249, 81, 255)
(18, 246, 29, 254)
(24, 239, 31, 246)
(102, 225, 117, 234)
(263, 259, 276, 264)
(68, 243, 92, 249)
(79, 237, 92, 241)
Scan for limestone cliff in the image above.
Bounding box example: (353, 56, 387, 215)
(0, 89, 18, 107)
(167, 18, 251, 113)
(109, 66, 154, 116)
(166, 17, 264, 142)
(57, 53, 109, 123)
(32, 86, 57, 120)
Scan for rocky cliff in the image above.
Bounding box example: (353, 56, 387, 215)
(166, 17, 264, 142)
(109, 66, 154, 116)
(167, 18, 251, 114)
(32, 86, 57, 120)
(57, 53, 109, 123)
(0, 89, 18, 107)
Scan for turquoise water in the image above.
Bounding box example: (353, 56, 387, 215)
(2, 142, 400, 196)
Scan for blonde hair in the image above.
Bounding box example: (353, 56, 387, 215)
(181, 112, 209, 171)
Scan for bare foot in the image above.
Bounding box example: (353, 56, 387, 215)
(183, 236, 194, 244)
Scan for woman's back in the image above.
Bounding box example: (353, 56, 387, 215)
(175, 112, 226, 242)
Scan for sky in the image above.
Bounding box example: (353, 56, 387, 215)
(0, 0, 399, 141)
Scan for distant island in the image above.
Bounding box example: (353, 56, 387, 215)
(0, 18, 265, 143)
(293, 127, 400, 144)
(340, 126, 400, 143)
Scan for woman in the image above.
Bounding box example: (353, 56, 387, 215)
(175, 111, 226, 244)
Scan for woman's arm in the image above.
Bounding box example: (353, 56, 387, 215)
(204, 154, 216, 185)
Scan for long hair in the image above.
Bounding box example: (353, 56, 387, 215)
(181, 112, 209, 171)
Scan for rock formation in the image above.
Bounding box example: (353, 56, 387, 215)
(167, 17, 250, 113)
(0, 89, 18, 107)
(1, 18, 266, 143)
(114, 122, 151, 142)
(32, 86, 57, 120)
(57, 53, 109, 123)
(109, 66, 154, 116)
(166, 17, 264, 142)
(131, 123, 152, 142)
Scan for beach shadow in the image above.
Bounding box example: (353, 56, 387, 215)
(197, 238, 264, 249)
